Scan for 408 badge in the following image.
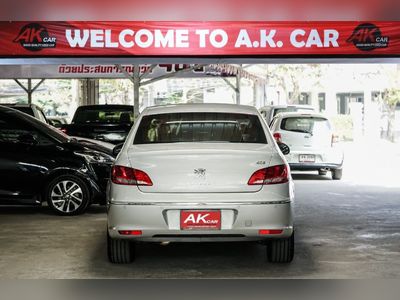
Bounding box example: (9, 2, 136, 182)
(14, 23, 57, 51)
(347, 23, 389, 51)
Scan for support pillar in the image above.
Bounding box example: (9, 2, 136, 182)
(78, 79, 99, 106)
(133, 65, 140, 121)
(236, 72, 241, 105)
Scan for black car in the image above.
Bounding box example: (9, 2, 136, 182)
(0, 105, 115, 216)
(61, 105, 134, 144)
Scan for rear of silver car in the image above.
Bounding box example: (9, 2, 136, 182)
(107, 105, 295, 263)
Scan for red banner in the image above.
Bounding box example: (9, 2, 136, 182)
(0, 21, 399, 57)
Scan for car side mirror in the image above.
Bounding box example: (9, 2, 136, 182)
(112, 143, 124, 157)
(278, 142, 290, 155)
(18, 133, 38, 146)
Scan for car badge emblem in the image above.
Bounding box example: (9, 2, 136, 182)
(194, 168, 206, 177)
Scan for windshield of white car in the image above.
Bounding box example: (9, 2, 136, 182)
(281, 117, 331, 135)
(134, 112, 267, 144)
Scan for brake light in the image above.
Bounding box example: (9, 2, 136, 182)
(259, 229, 283, 235)
(118, 230, 142, 236)
(331, 134, 339, 146)
(248, 165, 289, 185)
(273, 132, 282, 143)
(111, 165, 153, 186)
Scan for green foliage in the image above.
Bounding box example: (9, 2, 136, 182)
(331, 115, 354, 141)
(266, 64, 323, 104)
(383, 88, 400, 108)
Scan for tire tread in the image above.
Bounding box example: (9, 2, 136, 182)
(108, 233, 135, 264)
(267, 233, 294, 263)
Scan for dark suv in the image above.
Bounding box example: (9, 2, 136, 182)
(61, 105, 134, 144)
(0, 105, 114, 215)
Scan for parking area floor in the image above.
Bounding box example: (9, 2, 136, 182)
(0, 171, 399, 279)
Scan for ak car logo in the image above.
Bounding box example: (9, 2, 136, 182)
(347, 23, 389, 51)
(194, 168, 206, 177)
(13, 23, 57, 52)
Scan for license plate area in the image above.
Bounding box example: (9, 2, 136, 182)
(299, 154, 316, 162)
(180, 210, 221, 230)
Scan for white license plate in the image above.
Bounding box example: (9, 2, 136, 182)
(299, 154, 315, 162)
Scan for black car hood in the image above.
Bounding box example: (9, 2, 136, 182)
(63, 139, 115, 157)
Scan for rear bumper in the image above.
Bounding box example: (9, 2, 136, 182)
(289, 162, 343, 171)
(107, 201, 294, 242)
(285, 148, 344, 171)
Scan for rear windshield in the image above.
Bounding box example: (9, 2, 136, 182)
(134, 112, 267, 144)
(281, 117, 331, 135)
(73, 108, 133, 124)
(273, 107, 314, 118)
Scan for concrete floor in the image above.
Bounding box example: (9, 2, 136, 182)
(0, 171, 399, 279)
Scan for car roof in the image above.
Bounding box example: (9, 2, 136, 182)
(77, 105, 134, 110)
(0, 103, 35, 108)
(274, 112, 328, 119)
(142, 103, 259, 116)
(259, 104, 314, 110)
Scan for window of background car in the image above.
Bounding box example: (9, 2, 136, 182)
(281, 117, 331, 135)
(0, 114, 54, 146)
(134, 112, 267, 144)
(273, 107, 314, 118)
(74, 108, 134, 124)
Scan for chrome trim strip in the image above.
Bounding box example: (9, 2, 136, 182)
(109, 200, 291, 206)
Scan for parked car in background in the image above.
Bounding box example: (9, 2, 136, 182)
(0, 105, 114, 215)
(270, 112, 344, 180)
(61, 105, 134, 144)
(259, 104, 316, 125)
(3, 104, 117, 156)
(47, 116, 68, 128)
(1, 103, 49, 124)
(107, 104, 295, 264)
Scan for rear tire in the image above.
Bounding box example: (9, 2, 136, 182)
(267, 232, 294, 263)
(107, 232, 135, 264)
(332, 169, 343, 180)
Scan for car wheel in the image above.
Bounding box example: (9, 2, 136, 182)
(332, 169, 343, 180)
(45, 175, 90, 216)
(107, 232, 135, 263)
(267, 232, 294, 263)
(318, 170, 327, 176)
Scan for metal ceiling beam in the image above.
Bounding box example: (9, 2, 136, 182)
(14, 79, 45, 104)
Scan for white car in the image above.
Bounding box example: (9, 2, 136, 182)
(270, 112, 344, 179)
(107, 104, 295, 263)
(259, 104, 315, 125)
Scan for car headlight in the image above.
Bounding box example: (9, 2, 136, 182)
(75, 151, 115, 164)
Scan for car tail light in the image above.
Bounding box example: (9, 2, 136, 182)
(273, 132, 282, 143)
(259, 229, 283, 235)
(111, 165, 153, 186)
(331, 134, 339, 147)
(118, 230, 142, 236)
(248, 165, 289, 185)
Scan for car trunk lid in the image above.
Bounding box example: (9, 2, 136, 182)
(127, 143, 275, 193)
